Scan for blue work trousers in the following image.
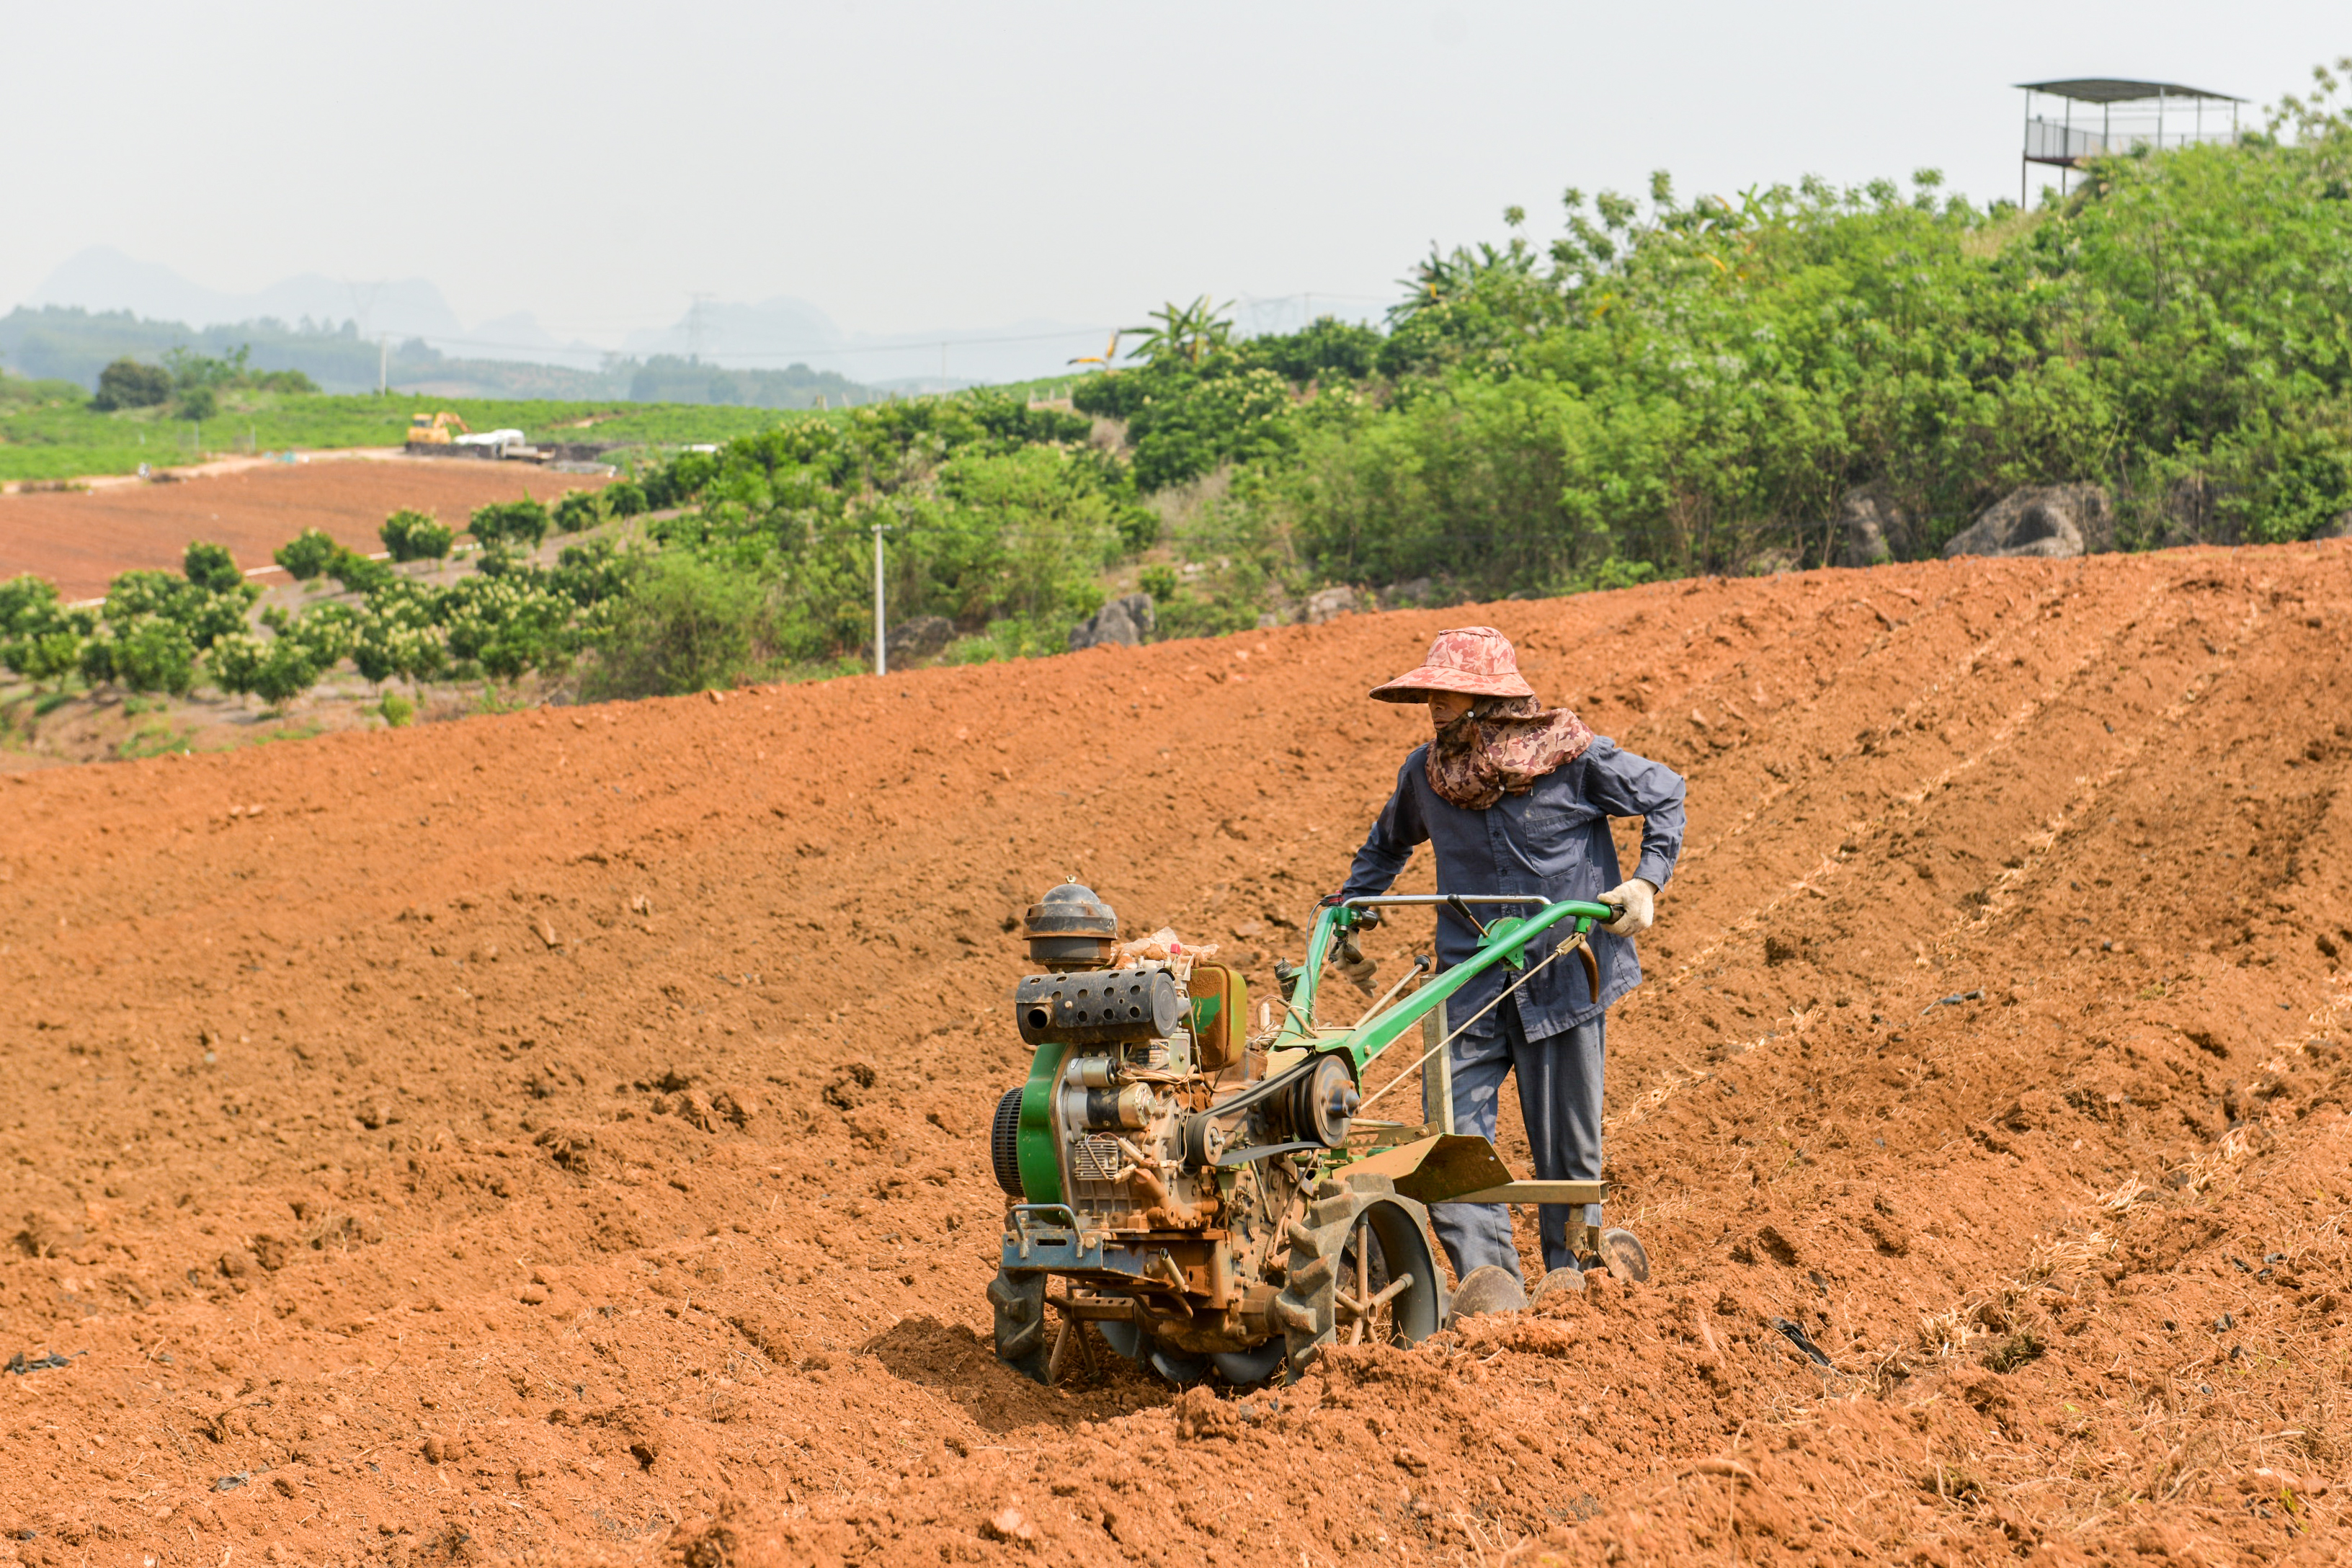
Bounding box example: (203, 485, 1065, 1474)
(1430, 998, 1605, 1283)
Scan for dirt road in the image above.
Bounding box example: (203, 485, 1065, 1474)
(1, 545, 2347, 1567)
(0, 458, 605, 600)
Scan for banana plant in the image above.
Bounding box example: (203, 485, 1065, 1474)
(1122, 297, 1234, 367)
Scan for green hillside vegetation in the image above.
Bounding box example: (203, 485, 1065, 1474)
(0, 306, 876, 406)
(5, 67, 2351, 715)
(0, 377, 817, 483)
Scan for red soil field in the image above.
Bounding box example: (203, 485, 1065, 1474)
(0, 458, 607, 600)
(0, 543, 2348, 1567)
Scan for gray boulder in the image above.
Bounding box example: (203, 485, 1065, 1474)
(1943, 484, 2113, 560)
(886, 615, 955, 659)
(1836, 488, 1917, 567)
(1381, 576, 1435, 607)
(1302, 585, 1356, 624)
(1068, 592, 1156, 651)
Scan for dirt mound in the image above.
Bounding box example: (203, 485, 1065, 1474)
(0, 456, 604, 600)
(1, 543, 2350, 1567)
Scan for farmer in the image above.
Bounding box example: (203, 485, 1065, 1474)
(1334, 625, 1685, 1300)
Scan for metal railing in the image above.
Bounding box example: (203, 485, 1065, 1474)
(2025, 116, 2237, 164)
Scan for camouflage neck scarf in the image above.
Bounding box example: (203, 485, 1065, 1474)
(1426, 696, 1595, 811)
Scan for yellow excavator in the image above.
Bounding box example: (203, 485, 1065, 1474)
(406, 411, 470, 447)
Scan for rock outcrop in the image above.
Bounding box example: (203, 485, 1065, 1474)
(1942, 484, 2113, 559)
(1068, 592, 1156, 650)
(1836, 488, 1919, 567)
(886, 616, 955, 659)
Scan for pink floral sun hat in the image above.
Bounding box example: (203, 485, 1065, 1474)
(1368, 625, 1537, 703)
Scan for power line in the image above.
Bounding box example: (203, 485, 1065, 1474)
(334, 294, 1402, 368)
(388, 324, 1129, 365)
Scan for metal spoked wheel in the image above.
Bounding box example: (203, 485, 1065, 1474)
(1335, 1192, 1446, 1349)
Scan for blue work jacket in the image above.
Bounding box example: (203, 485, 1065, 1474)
(1337, 736, 1686, 1039)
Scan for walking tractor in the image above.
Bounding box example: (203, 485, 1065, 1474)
(986, 881, 1649, 1387)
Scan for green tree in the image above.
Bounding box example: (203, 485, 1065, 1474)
(104, 568, 257, 650)
(326, 548, 394, 595)
(469, 497, 551, 548)
(553, 490, 605, 533)
(380, 509, 455, 561)
(275, 528, 339, 580)
(183, 541, 243, 594)
(92, 359, 170, 411)
(208, 633, 322, 708)
(81, 615, 197, 696)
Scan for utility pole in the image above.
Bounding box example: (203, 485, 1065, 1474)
(688, 291, 713, 363)
(872, 521, 888, 677)
(378, 334, 389, 396)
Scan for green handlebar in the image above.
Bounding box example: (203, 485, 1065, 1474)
(1275, 896, 1618, 1071)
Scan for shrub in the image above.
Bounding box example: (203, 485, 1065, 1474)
(437, 574, 580, 681)
(469, 497, 551, 549)
(641, 450, 717, 510)
(275, 528, 339, 581)
(82, 615, 197, 696)
(270, 602, 358, 667)
(104, 568, 257, 650)
(551, 537, 641, 606)
(183, 541, 244, 594)
(350, 586, 448, 684)
(1252, 316, 1384, 383)
(602, 478, 648, 517)
(326, 548, 394, 596)
(378, 691, 416, 726)
(92, 358, 171, 411)
(380, 509, 454, 561)
(1, 575, 95, 682)
(6, 628, 86, 685)
(586, 552, 773, 699)
(177, 386, 218, 422)
(553, 490, 605, 533)
(248, 640, 322, 706)
(1126, 364, 1296, 492)
(0, 575, 61, 638)
(208, 633, 321, 708)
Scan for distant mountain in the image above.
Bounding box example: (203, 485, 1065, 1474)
(620, 295, 1115, 388)
(15, 248, 1148, 390)
(0, 305, 879, 409)
(29, 246, 465, 342)
(459, 311, 608, 371)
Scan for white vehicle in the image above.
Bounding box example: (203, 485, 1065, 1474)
(453, 427, 527, 451)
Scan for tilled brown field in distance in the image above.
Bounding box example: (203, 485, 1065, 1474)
(0, 458, 606, 600)
(1, 545, 2349, 1567)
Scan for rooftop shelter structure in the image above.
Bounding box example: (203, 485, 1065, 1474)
(2019, 79, 2240, 201)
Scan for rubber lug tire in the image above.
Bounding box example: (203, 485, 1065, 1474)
(1271, 1180, 1360, 1382)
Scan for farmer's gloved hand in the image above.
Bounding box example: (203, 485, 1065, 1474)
(1334, 935, 1381, 997)
(1598, 878, 1657, 937)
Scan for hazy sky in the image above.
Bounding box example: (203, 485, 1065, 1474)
(9, 1, 2345, 346)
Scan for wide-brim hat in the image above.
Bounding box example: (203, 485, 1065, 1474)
(1368, 625, 1536, 703)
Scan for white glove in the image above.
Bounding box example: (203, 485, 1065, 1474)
(1598, 878, 1657, 937)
